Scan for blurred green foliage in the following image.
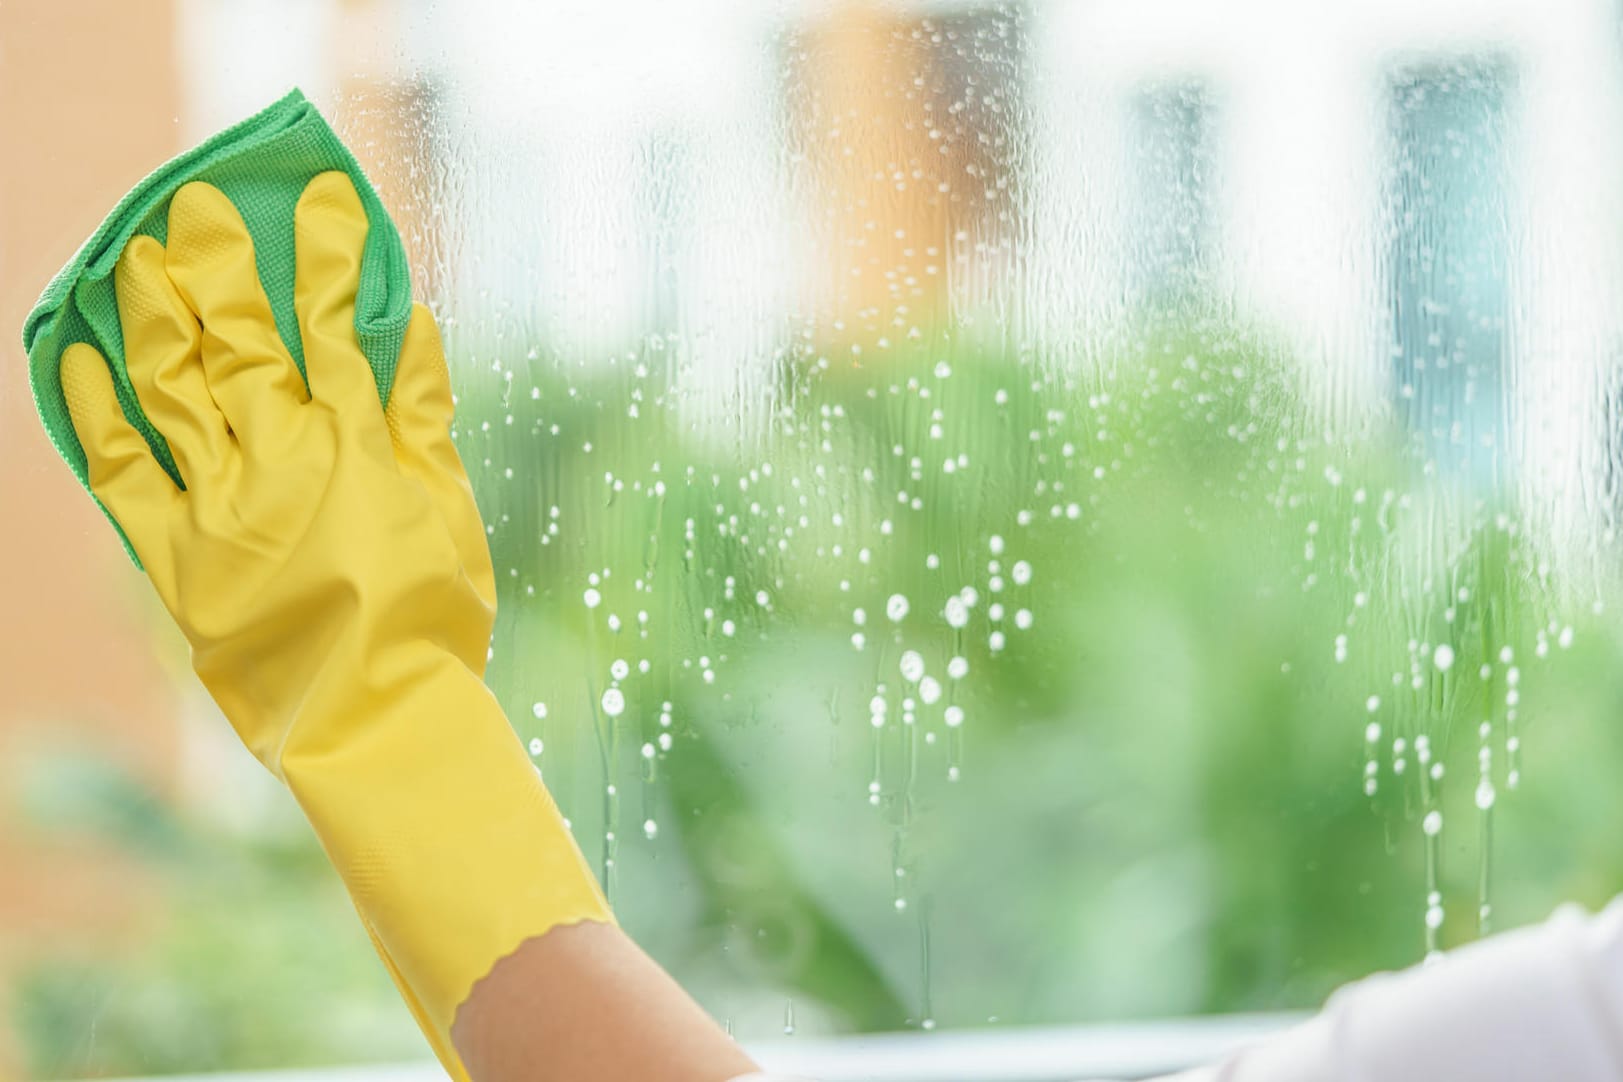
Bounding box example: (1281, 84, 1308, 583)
(17, 326, 1623, 1075)
(12, 764, 422, 1078)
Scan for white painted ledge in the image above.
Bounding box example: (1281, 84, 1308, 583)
(92, 1013, 1299, 1082)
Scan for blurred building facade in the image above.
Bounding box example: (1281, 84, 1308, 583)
(1027, 0, 1623, 554)
(381, 0, 1623, 552)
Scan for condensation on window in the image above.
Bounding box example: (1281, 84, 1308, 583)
(307, 0, 1623, 1036)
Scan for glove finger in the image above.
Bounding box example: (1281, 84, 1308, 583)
(115, 234, 233, 488)
(60, 342, 180, 577)
(165, 181, 309, 448)
(386, 304, 497, 618)
(293, 171, 393, 457)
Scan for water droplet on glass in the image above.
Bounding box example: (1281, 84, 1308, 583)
(919, 676, 942, 705)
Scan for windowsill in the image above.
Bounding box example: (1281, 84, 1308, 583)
(91, 1012, 1300, 1082)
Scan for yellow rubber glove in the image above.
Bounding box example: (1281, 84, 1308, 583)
(58, 172, 612, 1079)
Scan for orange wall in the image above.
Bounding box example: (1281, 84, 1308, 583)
(0, 0, 183, 1072)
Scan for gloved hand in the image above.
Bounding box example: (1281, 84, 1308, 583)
(59, 172, 611, 1079)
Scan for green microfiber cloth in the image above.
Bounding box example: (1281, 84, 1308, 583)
(23, 88, 413, 564)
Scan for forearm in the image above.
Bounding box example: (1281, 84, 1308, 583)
(452, 923, 761, 1082)
(1161, 898, 1623, 1082)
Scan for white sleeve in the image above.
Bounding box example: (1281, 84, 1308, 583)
(1159, 897, 1623, 1082)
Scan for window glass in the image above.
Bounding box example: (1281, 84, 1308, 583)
(11, 0, 1623, 1075)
